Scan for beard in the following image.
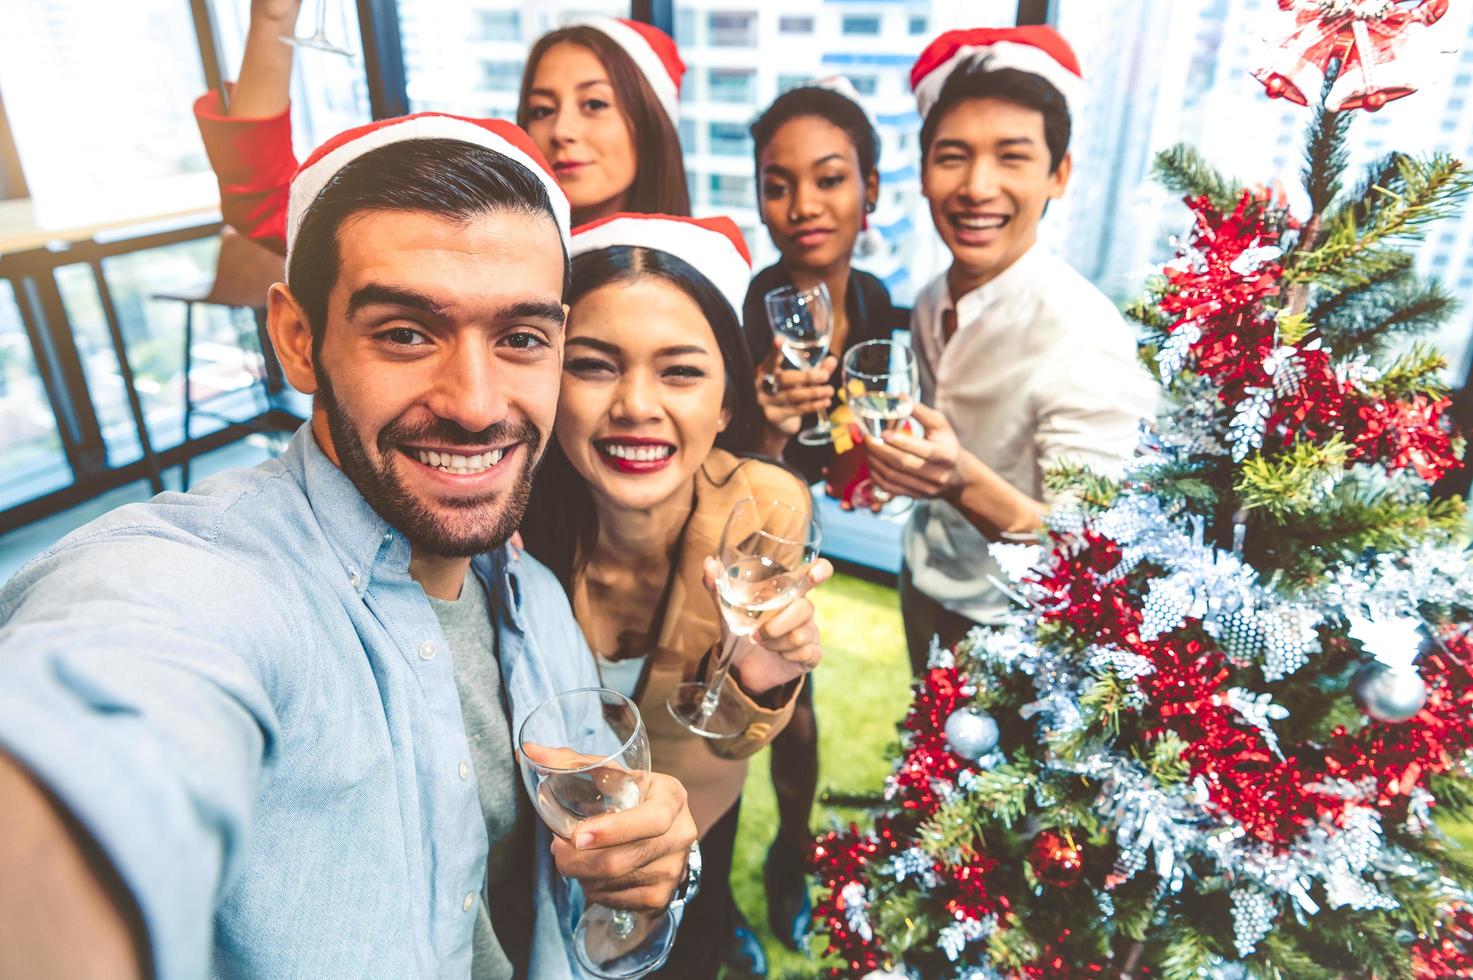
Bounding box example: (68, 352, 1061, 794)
(318, 370, 542, 558)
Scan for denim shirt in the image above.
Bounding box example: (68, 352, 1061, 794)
(0, 426, 608, 979)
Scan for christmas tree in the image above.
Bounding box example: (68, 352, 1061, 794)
(812, 14, 1473, 980)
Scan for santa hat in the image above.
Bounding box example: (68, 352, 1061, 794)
(285, 113, 570, 265)
(911, 26, 1084, 122)
(570, 213, 751, 316)
(567, 17, 685, 128)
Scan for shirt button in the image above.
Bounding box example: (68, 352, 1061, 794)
(463, 891, 475, 913)
(419, 641, 437, 660)
(348, 571, 361, 589)
(459, 761, 470, 781)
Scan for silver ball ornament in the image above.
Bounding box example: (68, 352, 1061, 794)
(943, 706, 1000, 761)
(1355, 664, 1428, 723)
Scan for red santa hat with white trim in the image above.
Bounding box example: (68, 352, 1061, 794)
(570, 213, 751, 316)
(910, 26, 1084, 122)
(285, 113, 570, 266)
(566, 17, 685, 128)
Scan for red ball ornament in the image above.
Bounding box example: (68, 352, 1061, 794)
(1366, 91, 1388, 112)
(1028, 831, 1084, 889)
(1265, 74, 1287, 98)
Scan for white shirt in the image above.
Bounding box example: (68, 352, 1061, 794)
(903, 243, 1158, 623)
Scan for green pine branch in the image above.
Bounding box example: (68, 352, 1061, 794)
(1044, 461, 1120, 510)
(1362, 343, 1451, 401)
(1159, 923, 1220, 980)
(1152, 144, 1241, 214)
(1254, 476, 1466, 580)
(1289, 155, 1472, 285)
(1301, 102, 1351, 219)
(1313, 267, 1458, 357)
(1235, 437, 1350, 519)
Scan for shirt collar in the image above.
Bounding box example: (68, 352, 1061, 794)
(948, 240, 1045, 327)
(289, 423, 521, 611)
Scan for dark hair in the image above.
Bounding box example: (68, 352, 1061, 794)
(518, 28, 690, 218)
(521, 245, 761, 587)
(750, 85, 879, 179)
(286, 138, 569, 348)
(920, 63, 1071, 172)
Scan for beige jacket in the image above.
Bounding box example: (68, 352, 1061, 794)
(573, 449, 810, 835)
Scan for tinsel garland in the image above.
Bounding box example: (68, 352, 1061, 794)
(809, 179, 1473, 977)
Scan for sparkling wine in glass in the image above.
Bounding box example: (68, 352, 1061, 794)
(280, 0, 355, 57)
(668, 497, 821, 739)
(763, 282, 834, 446)
(517, 688, 674, 978)
(843, 339, 921, 508)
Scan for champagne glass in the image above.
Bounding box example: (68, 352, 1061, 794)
(668, 497, 822, 738)
(281, 0, 355, 57)
(842, 339, 921, 509)
(764, 282, 834, 446)
(517, 688, 675, 978)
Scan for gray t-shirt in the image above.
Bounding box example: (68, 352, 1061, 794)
(428, 578, 534, 980)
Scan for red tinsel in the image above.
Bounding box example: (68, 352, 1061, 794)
(1352, 393, 1460, 481)
(1159, 191, 1459, 483)
(1412, 901, 1473, 978)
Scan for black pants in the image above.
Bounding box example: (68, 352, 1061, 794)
(654, 798, 741, 978)
(900, 564, 982, 676)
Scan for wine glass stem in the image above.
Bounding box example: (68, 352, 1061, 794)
(611, 909, 637, 940)
(697, 631, 743, 723)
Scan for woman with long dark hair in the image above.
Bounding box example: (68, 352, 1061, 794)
(192, 2, 688, 254)
(741, 81, 908, 950)
(521, 214, 828, 977)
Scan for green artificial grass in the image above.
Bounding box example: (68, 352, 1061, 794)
(726, 572, 913, 977)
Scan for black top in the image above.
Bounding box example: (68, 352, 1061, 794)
(742, 262, 909, 483)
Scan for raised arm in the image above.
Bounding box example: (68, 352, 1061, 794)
(230, 0, 303, 118)
(193, 0, 306, 254)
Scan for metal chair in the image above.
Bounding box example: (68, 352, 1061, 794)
(152, 227, 285, 489)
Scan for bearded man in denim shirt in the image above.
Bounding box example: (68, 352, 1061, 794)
(0, 116, 709, 979)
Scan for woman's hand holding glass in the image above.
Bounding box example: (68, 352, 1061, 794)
(755, 338, 838, 442)
(667, 497, 823, 738)
(699, 554, 831, 696)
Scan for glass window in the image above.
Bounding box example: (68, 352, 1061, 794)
(0, 0, 221, 228)
(478, 10, 520, 40)
(0, 280, 69, 510)
(909, 15, 928, 34)
(1052, 0, 1473, 378)
(396, 0, 624, 116)
(55, 237, 266, 466)
(481, 60, 523, 91)
(708, 121, 752, 157)
(215, 0, 371, 157)
(673, 1, 1014, 303)
(679, 117, 699, 153)
(842, 15, 882, 36)
(708, 12, 757, 48)
(709, 69, 756, 104)
(709, 174, 753, 209)
(849, 75, 878, 96)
